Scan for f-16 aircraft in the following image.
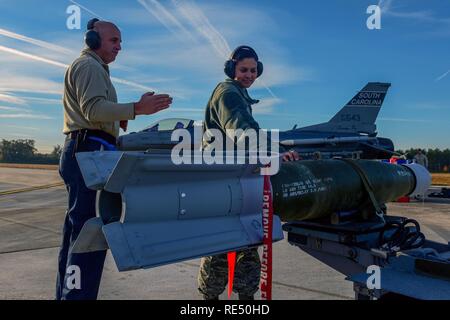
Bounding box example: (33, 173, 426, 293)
(118, 82, 395, 159)
(280, 82, 393, 159)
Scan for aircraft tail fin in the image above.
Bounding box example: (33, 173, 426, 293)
(299, 82, 391, 134)
(329, 82, 390, 133)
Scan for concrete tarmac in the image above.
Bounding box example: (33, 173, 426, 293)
(0, 167, 449, 300)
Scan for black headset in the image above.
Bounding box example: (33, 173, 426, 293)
(224, 45, 264, 79)
(85, 18, 101, 50)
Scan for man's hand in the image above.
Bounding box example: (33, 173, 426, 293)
(282, 150, 301, 162)
(134, 92, 173, 115)
(120, 120, 128, 132)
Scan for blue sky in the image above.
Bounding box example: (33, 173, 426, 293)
(0, 0, 449, 152)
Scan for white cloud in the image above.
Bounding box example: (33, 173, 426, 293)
(171, 0, 231, 59)
(105, 6, 165, 27)
(0, 1, 310, 119)
(0, 74, 63, 95)
(18, 96, 62, 105)
(115, 75, 181, 84)
(137, 0, 196, 42)
(0, 45, 68, 68)
(195, 2, 280, 40)
(173, 107, 203, 113)
(0, 105, 29, 112)
(409, 102, 450, 111)
(0, 43, 159, 94)
(68, 0, 106, 21)
(121, 42, 224, 74)
(252, 98, 284, 115)
(0, 93, 28, 105)
(254, 64, 313, 89)
(3, 132, 34, 138)
(4, 125, 40, 131)
(379, 0, 450, 25)
(110, 77, 157, 93)
(0, 113, 53, 119)
(379, 117, 450, 124)
(134, 0, 309, 104)
(0, 26, 166, 95)
(0, 27, 74, 55)
(378, 0, 393, 14)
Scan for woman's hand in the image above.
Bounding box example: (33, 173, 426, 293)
(282, 150, 301, 162)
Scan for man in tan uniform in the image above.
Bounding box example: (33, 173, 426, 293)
(56, 19, 172, 300)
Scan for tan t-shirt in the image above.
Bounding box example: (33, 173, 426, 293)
(62, 48, 135, 138)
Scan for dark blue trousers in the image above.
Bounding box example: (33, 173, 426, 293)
(56, 138, 107, 300)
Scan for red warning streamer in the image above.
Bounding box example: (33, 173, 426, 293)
(260, 174, 273, 300)
(227, 251, 236, 299)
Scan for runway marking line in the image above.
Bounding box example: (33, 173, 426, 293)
(0, 182, 64, 196)
(180, 261, 352, 300)
(0, 216, 62, 235)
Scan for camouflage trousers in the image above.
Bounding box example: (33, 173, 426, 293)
(198, 248, 261, 299)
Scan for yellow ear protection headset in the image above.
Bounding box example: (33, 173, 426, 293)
(224, 45, 264, 79)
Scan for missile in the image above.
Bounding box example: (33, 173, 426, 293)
(280, 136, 377, 146)
(72, 151, 430, 271)
(271, 160, 430, 221)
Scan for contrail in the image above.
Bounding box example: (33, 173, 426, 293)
(0, 105, 27, 111)
(379, 117, 445, 123)
(13, 96, 61, 105)
(171, 0, 230, 59)
(172, 0, 276, 99)
(110, 77, 156, 92)
(0, 28, 73, 54)
(0, 24, 161, 93)
(137, 0, 196, 42)
(0, 87, 61, 95)
(435, 69, 450, 82)
(68, 0, 106, 20)
(0, 113, 53, 120)
(162, 107, 203, 113)
(0, 45, 69, 68)
(0, 45, 158, 93)
(0, 93, 27, 105)
(145, 0, 277, 99)
(255, 78, 278, 99)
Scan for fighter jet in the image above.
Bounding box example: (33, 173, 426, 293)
(118, 82, 394, 159)
(280, 82, 394, 159)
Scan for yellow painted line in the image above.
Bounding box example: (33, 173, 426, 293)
(0, 182, 65, 196)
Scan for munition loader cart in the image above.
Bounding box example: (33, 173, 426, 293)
(283, 216, 450, 300)
(274, 159, 450, 300)
(74, 147, 450, 300)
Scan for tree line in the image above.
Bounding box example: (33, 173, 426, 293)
(0, 139, 61, 164)
(0, 139, 449, 172)
(396, 148, 450, 173)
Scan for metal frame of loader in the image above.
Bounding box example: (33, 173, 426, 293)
(283, 215, 450, 300)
